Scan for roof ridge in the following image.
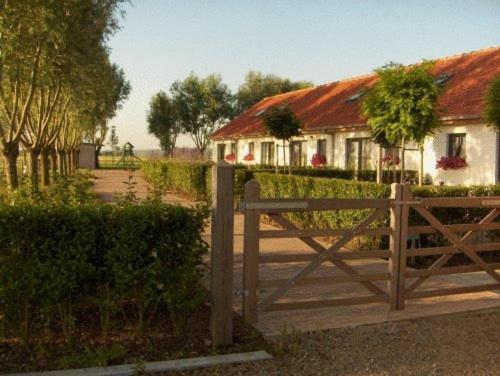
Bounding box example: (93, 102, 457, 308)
(430, 46, 500, 63)
(261, 86, 316, 101)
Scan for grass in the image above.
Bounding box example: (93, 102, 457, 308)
(0, 301, 269, 373)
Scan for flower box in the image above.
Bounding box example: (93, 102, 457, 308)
(243, 153, 254, 162)
(436, 156, 467, 170)
(311, 153, 327, 167)
(224, 153, 236, 162)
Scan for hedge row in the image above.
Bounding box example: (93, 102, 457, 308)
(0, 203, 208, 343)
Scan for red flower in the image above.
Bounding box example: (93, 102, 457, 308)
(224, 153, 236, 162)
(243, 153, 254, 161)
(436, 156, 467, 170)
(311, 153, 327, 167)
(382, 153, 400, 166)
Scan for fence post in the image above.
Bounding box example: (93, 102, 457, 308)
(243, 179, 260, 324)
(388, 183, 405, 310)
(210, 161, 234, 346)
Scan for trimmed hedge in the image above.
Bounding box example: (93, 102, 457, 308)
(0, 203, 208, 342)
(142, 160, 211, 201)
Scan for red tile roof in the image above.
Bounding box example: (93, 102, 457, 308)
(211, 47, 500, 140)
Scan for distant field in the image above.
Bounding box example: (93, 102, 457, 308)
(98, 154, 144, 169)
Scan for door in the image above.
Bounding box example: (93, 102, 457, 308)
(290, 141, 307, 167)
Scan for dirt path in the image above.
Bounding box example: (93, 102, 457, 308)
(91, 169, 192, 205)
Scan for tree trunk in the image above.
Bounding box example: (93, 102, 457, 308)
(28, 147, 41, 189)
(2, 143, 19, 189)
(418, 144, 424, 186)
(50, 149, 58, 174)
(67, 151, 74, 174)
(95, 145, 102, 169)
(40, 148, 50, 186)
(58, 150, 66, 175)
(74, 149, 80, 170)
(376, 145, 383, 184)
(400, 139, 406, 183)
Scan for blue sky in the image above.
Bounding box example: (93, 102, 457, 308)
(108, 0, 500, 149)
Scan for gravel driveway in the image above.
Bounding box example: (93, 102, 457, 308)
(175, 308, 500, 376)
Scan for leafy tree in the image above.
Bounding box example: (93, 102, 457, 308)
(485, 75, 500, 129)
(170, 73, 233, 157)
(236, 71, 313, 114)
(362, 62, 441, 185)
(0, 0, 129, 188)
(109, 125, 119, 161)
(147, 91, 181, 157)
(263, 105, 302, 174)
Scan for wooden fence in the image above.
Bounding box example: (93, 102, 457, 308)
(210, 162, 500, 345)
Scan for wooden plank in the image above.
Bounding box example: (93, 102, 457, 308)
(418, 196, 500, 208)
(244, 197, 390, 212)
(395, 185, 411, 309)
(258, 273, 390, 288)
(388, 184, 404, 311)
(405, 262, 500, 278)
(258, 250, 391, 264)
(411, 206, 500, 283)
(268, 213, 388, 297)
(405, 208, 499, 294)
(406, 242, 500, 257)
(265, 295, 388, 312)
(242, 180, 260, 324)
(406, 283, 500, 300)
(407, 222, 500, 236)
(259, 209, 387, 312)
(210, 161, 234, 346)
(260, 227, 390, 239)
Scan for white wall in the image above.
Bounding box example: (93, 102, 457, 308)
(211, 123, 497, 185)
(422, 124, 497, 186)
(212, 134, 334, 166)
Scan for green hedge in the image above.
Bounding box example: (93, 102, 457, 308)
(141, 160, 211, 201)
(0, 203, 208, 343)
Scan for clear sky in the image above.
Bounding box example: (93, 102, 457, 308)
(107, 0, 500, 150)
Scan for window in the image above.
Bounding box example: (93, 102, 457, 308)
(248, 142, 254, 155)
(448, 133, 466, 158)
(317, 139, 327, 156)
(346, 138, 374, 171)
(261, 142, 275, 165)
(290, 141, 307, 167)
(230, 142, 237, 160)
(216, 144, 226, 161)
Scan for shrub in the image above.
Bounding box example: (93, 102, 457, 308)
(0, 203, 209, 343)
(142, 160, 211, 201)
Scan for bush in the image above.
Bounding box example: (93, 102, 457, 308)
(142, 160, 211, 201)
(0, 203, 209, 343)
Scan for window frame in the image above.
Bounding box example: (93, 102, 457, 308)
(447, 133, 466, 158)
(216, 144, 226, 161)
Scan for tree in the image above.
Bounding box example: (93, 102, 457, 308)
(263, 105, 302, 174)
(170, 73, 233, 157)
(108, 125, 119, 162)
(0, 0, 129, 188)
(236, 71, 313, 114)
(485, 75, 500, 129)
(361, 62, 441, 185)
(147, 91, 180, 157)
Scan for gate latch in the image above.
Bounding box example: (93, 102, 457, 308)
(234, 288, 249, 297)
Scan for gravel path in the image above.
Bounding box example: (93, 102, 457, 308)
(175, 308, 500, 376)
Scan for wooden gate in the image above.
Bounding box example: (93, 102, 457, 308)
(239, 180, 500, 324)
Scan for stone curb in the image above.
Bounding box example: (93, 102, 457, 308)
(4, 351, 273, 376)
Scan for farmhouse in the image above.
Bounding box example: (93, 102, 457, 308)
(210, 47, 500, 185)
